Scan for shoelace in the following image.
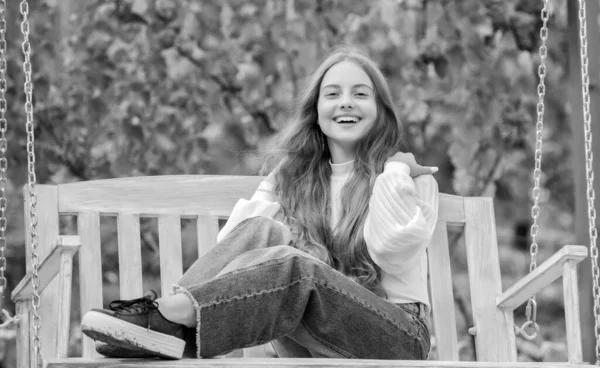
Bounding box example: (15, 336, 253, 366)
(109, 295, 158, 314)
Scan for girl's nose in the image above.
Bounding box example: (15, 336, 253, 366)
(339, 96, 355, 109)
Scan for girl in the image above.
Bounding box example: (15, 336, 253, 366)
(81, 45, 439, 360)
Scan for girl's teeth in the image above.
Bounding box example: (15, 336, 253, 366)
(335, 117, 360, 123)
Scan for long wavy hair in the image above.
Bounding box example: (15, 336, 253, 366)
(262, 46, 403, 296)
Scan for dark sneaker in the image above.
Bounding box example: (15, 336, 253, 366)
(81, 290, 186, 359)
(95, 341, 153, 359)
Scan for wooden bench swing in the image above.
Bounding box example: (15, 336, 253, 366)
(2, 0, 599, 367)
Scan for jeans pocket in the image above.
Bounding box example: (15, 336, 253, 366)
(419, 318, 432, 359)
(397, 304, 431, 359)
(397, 303, 421, 319)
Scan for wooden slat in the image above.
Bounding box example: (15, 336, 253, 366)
(11, 236, 81, 301)
(78, 212, 103, 358)
(562, 260, 583, 364)
(158, 215, 183, 296)
(56, 244, 79, 358)
(438, 194, 465, 225)
(427, 221, 459, 361)
(117, 213, 143, 299)
(57, 176, 461, 226)
(57, 175, 263, 217)
(44, 357, 592, 368)
(463, 198, 516, 362)
(197, 214, 219, 259)
(496, 245, 588, 310)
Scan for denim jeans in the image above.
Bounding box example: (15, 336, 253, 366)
(173, 216, 431, 359)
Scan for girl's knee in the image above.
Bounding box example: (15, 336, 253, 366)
(215, 245, 301, 277)
(244, 245, 317, 264)
(265, 244, 303, 257)
(268, 245, 327, 266)
(245, 217, 293, 243)
(245, 216, 281, 227)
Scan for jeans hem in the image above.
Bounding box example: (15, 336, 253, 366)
(172, 284, 202, 358)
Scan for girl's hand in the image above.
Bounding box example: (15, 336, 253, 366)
(386, 152, 438, 178)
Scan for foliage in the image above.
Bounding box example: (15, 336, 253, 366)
(6, 0, 571, 196)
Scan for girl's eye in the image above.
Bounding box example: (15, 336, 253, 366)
(356, 92, 367, 96)
(326, 92, 338, 97)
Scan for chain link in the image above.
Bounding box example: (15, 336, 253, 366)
(20, 1, 42, 366)
(0, 0, 8, 311)
(577, 0, 600, 363)
(516, 0, 550, 341)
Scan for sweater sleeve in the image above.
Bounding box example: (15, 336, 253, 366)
(363, 162, 439, 274)
(216, 174, 282, 243)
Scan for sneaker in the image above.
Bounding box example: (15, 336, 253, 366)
(81, 290, 186, 359)
(95, 341, 153, 359)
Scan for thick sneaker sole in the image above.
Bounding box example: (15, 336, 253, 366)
(81, 311, 185, 359)
(95, 341, 154, 359)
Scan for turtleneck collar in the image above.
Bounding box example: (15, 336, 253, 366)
(329, 159, 354, 176)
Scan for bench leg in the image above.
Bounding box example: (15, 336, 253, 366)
(563, 260, 583, 364)
(56, 248, 77, 358)
(16, 301, 31, 368)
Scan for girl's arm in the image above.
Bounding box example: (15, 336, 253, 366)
(363, 162, 439, 274)
(216, 173, 282, 242)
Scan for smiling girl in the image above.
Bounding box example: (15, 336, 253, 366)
(80, 46, 439, 361)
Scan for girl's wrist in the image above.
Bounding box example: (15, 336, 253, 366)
(383, 161, 411, 175)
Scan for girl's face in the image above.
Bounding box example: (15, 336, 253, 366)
(317, 60, 377, 163)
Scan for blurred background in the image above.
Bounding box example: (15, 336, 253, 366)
(0, 0, 599, 366)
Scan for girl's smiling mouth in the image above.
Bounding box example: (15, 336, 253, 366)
(334, 116, 362, 124)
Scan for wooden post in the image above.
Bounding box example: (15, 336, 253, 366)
(568, 0, 600, 363)
(463, 198, 517, 362)
(563, 260, 584, 364)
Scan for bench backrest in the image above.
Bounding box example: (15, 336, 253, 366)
(26, 175, 517, 361)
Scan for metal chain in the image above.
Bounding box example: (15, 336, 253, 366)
(20, 1, 42, 367)
(0, 0, 20, 336)
(515, 0, 549, 341)
(0, 0, 8, 311)
(577, 0, 600, 363)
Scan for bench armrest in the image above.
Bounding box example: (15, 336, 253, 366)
(496, 245, 587, 310)
(11, 235, 81, 302)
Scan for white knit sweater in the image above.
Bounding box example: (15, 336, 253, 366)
(217, 161, 439, 306)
